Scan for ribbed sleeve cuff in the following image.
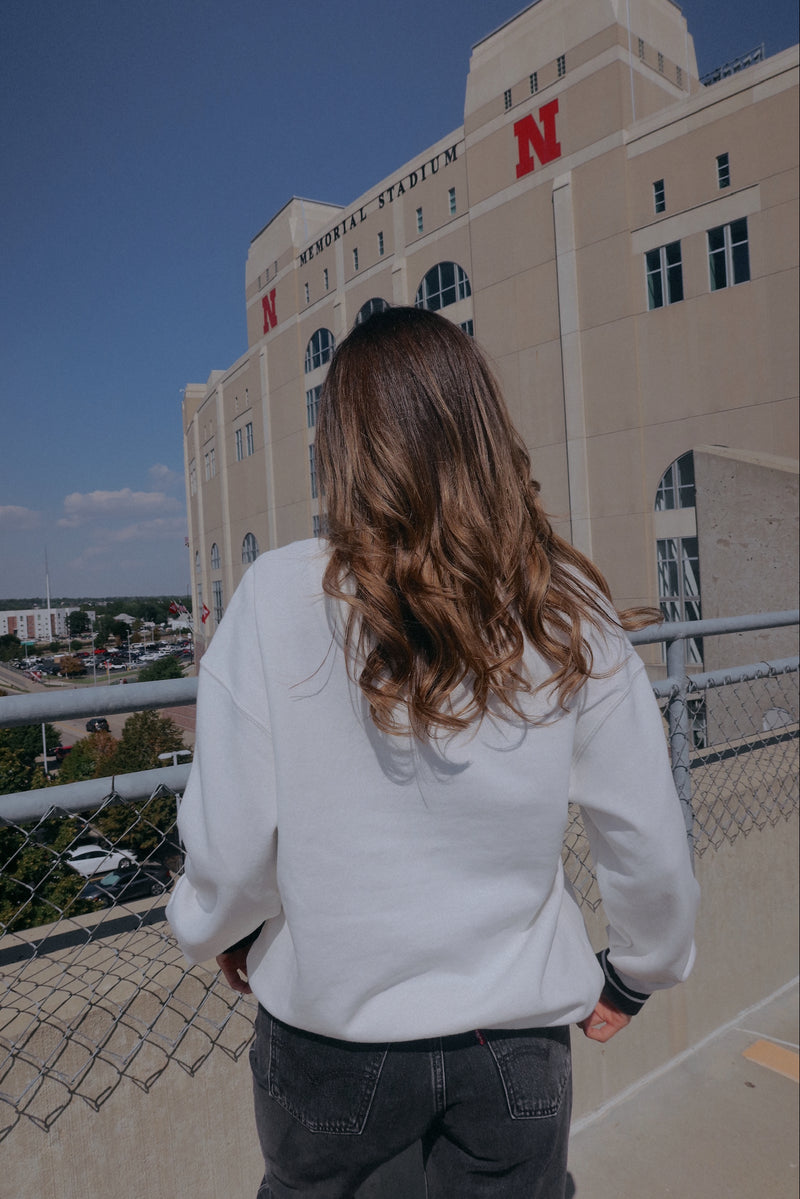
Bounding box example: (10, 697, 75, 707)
(597, 949, 651, 1017)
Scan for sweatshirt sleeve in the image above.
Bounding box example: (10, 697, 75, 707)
(569, 638, 700, 1003)
(167, 571, 281, 965)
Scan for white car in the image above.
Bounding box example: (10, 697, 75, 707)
(63, 844, 138, 878)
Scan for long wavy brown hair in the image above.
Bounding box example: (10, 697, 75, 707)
(316, 307, 655, 738)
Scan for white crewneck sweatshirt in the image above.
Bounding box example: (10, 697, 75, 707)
(167, 539, 698, 1041)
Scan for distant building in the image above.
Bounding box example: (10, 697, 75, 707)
(183, 0, 799, 671)
(0, 607, 79, 643)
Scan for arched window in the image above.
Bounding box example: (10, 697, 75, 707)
(655, 451, 702, 666)
(354, 298, 390, 326)
(415, 262, 471, 312)
(210, 542, 220, 572)
(242, 532, 259, 564)
(655, 451, 695, 510)
(304, 328, 335, 373)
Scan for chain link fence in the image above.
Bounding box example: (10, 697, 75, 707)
(1, 620, 797, 1138)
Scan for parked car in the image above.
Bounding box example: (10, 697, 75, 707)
(79, 861, 173, 906)
(63, 844, 137, 877)
(85, 717, 110, 733)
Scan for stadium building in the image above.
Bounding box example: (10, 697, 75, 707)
(183, 0, 799, 673)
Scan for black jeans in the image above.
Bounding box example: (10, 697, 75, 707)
(250, 1006, 572, 1198)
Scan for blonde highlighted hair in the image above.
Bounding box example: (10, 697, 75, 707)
(316, 307, 655, 738)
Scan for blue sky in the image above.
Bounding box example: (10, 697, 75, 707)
(1, 0, 797, 599)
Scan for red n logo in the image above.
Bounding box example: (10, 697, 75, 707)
(262, 288, 277, 334)
(513, 99, 561, 179)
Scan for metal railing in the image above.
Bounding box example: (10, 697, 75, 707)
(0, 611, 797, 1137)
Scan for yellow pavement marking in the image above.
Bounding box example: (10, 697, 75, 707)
(742, 1039, 800, 1083)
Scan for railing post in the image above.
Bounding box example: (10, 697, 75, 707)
(665, 635, 695, 858)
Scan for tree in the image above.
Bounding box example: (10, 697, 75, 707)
(112, 710, 185, 774)
(67, 610, 90, 637)
(0, 748, 31, 795)
(0, 818, 97, 934)
(55, 731, 118, 783)
(137, 656, 184, 682)
(0, 633, 22, 663)
(58, 655, 86, 677)
(0, 723, 61, 771)
(93, 790, 179, 864)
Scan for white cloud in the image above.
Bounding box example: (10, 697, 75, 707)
(58, 488, 181, 528)
(148, 463, 183, 491)
(66, 517, 189, 572)
(0, 505, 40, 530)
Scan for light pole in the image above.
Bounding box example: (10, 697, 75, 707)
(89, 614, 97, 685)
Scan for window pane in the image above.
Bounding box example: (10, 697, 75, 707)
(732, 240, 750, 284)
(681, 538, 701, 599)
(667, 259, 683, 303)
(660, 599, 681, 623)
(709, 247, 727, 291)
(676, 452, 696, 507)
(707, 226, 724, 253)
(647, 267, 664, 310)
(655, 471, 676, 511)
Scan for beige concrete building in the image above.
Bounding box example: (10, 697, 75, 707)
(183, 0, 799, 668)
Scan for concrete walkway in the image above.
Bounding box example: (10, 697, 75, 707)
(567, 980, 799, 1199)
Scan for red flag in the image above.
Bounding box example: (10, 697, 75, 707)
(201, 604, 210, 624)
(168, 601, 179, 616)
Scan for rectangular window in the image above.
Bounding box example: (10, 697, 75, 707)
(676, 65, 682, 87)
(448, 187, 456, 216)
(204, 453, 210, 482)
(306, 385, 321, 429)
(235, 428, 244, 461)
(459, 320, 474, 337)
(646, 241, 683, 310)
(716, 152, 731, 189)
(353, 248, 359, 271)
(377, 231, 384, 256)
(504, 88, 512, 110)
(309, 444, 318, 499)
(638, 37, 644, 60)
(657, 536, 702, 664)
(530, 71, 538, 94)
(653, 179, 666, 214)
(189, 460, 197, 495)
(209, 447, 216, 478)
(416, 207, 423, 233)
(312, 514, 328, 538)
(657, 51, 664, 73)
(557, 54, 566, 78)
(245, 421, 255, 455)
(304, 281, 310, 304)
(323, 268, 329, 290)
(212, 580, 224, 626)
(708, 218, 750, 290)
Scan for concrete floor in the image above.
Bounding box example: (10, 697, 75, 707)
(567, 980, 798, 1199)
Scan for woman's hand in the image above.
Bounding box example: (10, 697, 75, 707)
(578, 995, 631, 1042)
(216, 946, 253, 995)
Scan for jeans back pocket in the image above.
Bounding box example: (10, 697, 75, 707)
(485, 1025, 571, 1119)
(255, 1009, 388, 1135)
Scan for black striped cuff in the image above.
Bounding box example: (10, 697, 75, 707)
(597, 949, 651, 1017)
